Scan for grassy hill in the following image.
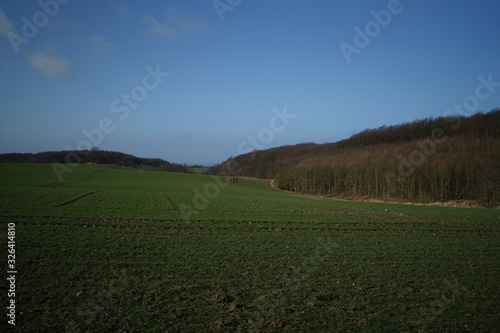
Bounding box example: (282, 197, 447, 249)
(1, 110, 499, 331)
(210, 109, 500, 207)
(1, 163, 499, 331)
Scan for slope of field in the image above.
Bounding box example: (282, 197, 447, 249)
(1, 164, 499, 332)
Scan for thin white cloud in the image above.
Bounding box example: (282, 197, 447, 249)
(143, 6, 208, 40)
(89, 35, 116, 50)
(0, 9, 74, 78)
(144, 15, 178, 40)
(0, 8, 15, 36)
(180, 18, 208, 34)
(166, 6, 208, 34)
(28, 47, 74, 78)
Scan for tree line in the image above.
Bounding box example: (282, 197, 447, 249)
(211, 109, 500, 207)
(275, 136, 500, 207)
(0, 149, 191, 173)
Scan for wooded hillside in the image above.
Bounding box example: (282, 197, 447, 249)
(0, 149, 190, 173)
(210, 109, 500, 207)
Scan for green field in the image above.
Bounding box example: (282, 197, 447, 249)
(1, 163, 499, 332)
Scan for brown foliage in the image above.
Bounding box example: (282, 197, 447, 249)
(211, 109, 500, 207)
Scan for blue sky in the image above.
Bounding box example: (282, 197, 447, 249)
(1, 0, 499, 165)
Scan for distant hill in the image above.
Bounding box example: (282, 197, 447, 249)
(0, 149, 190, 173)
(210, 109, 500, 207)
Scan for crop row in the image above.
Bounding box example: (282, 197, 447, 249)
(12, 215, 500, 332)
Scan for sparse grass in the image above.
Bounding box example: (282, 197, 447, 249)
(1, 163, 499, 332)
